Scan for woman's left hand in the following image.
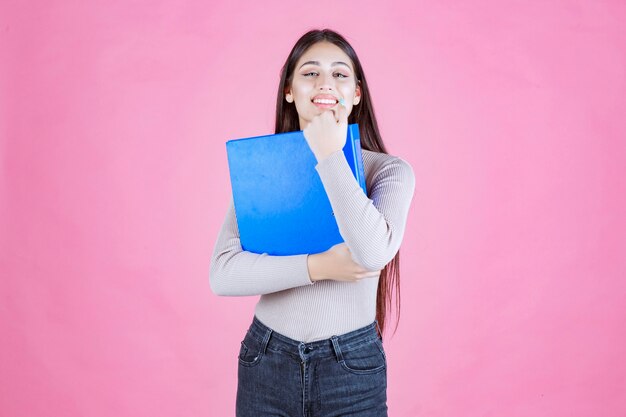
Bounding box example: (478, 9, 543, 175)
(302, 101, 349, 163)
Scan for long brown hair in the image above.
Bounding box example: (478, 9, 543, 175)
(273, 28, 401, 338)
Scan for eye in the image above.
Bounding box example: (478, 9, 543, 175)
(302, 72, 349, 78)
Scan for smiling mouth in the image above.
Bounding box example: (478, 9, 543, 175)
(311, 98, 338, 104)
(311, 99, 338, 109)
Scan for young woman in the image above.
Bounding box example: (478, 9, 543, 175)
(210, 28, 415, 417)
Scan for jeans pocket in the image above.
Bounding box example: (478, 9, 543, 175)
(238, 331, 264, 367)
(339, 338, 387, 375)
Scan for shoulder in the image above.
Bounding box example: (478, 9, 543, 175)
(362, 149, 415, 187)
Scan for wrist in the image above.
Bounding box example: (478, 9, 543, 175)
(315, 148, 342, 164)
(306, 253, 325, 282)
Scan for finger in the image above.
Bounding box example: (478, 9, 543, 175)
(357, 269, 381, 277)
(338, 97, 348, 124)
(331, 101, 341, 123)
(355, 271, 378, 280)
(323, 109, 336, 122)
(327, 108, 337, 122)
(329, 99, 342, 123)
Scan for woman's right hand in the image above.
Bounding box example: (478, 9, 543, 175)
(307, 243, 382, 283)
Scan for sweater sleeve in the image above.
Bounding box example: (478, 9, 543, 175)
(209, 197, 316, 296)
(314, 150, 416, 271)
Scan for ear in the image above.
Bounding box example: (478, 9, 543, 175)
(285, 87, 293, 103)
(353, 82, 361, 105)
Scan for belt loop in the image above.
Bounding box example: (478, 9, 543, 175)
(261, 328, 272, 354)
(330, 336, 344, 362)
(375, 320, 383, 343)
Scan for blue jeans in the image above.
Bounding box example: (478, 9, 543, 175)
(236, 315, 388, 417)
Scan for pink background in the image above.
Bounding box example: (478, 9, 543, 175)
(1, 1, 625, 416)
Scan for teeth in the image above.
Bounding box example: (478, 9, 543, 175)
(313, 99, 337, 104)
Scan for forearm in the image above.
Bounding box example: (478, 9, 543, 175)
(209, 199, 315, 296)
(315, 150, 415, 271)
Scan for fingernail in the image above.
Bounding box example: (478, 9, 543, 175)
(339, 98, 346, 107)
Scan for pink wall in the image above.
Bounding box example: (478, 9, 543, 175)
(1, 1, 625, 416)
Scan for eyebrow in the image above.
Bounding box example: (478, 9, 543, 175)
(298, 61, 352, 70)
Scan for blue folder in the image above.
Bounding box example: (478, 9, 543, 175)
(225, 123, 367, 256)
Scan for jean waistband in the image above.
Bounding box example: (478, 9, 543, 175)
(246, 315, 383, 361)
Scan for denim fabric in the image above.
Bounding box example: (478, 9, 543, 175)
(236, 315, 388, 417)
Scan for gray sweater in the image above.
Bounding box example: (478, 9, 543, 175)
(210, 148, 416, 342)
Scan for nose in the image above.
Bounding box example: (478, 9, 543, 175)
(316, 72, 335, 91)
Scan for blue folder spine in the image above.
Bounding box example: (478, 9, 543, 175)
(351, 124, 367, 193)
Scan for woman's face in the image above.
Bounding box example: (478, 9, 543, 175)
(286, 41, 361, 130)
